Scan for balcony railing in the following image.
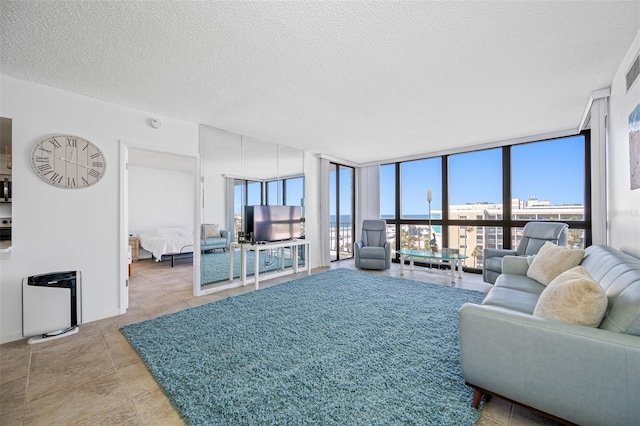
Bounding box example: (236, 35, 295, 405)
(330, 221, 353, 259)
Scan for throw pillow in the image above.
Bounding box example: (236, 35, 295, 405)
(533, 266, 608, 327)
(526, 241, 584, 285)
(203, 224, 221, 239)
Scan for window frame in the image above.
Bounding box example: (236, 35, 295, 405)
(381, 131, 592, 271)
(330, 162, 355, 261)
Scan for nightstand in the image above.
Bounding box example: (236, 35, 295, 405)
(128, 236, 139, 262)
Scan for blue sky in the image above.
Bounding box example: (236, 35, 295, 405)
(329, 167, 353, 216)
(285, 177, 304, 207)
(380, 135, 585, 216)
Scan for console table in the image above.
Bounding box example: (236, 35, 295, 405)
(396, 249, 468, 284)
(229, 239, 311, 289)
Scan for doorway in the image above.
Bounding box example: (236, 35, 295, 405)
(119, 142, 200, 312)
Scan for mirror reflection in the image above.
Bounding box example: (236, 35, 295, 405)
(200, 127, 241, 287)
(0, 118, 12, 256)
(200, 126, 305, 289)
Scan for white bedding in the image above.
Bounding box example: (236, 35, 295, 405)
(139, 227, 194, 262)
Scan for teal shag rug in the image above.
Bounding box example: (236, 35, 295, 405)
(201, 250, 298, 284)
(121, 268, 485, 425)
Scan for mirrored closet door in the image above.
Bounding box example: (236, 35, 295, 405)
(199, 126, 304, 290)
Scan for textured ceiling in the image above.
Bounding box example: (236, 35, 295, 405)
(1, 1, 639, 163)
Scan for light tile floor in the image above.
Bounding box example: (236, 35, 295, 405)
(1, 257, 562, 425)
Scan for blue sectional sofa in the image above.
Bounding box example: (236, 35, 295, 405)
(459, 245, 640, 425)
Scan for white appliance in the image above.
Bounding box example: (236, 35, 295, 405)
(22, 271, 82, 344)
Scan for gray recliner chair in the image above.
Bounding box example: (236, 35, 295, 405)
(483, 221, 569, 284)
(354, 219, 391, 270)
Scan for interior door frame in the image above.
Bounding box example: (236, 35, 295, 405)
(118, 140, 201, 313)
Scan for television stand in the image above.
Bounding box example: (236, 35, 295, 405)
(229, 239, 311, 289)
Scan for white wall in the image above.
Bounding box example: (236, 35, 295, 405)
(608, 29, 640, 258)
(0, 75, 199, 343)
(128, 165, 194, 235)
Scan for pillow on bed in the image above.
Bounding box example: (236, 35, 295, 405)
(203, 224, 221, 239)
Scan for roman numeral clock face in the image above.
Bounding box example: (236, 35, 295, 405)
(30, 135, 106, 189)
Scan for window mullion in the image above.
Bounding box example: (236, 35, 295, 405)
(502, 145, 512, 250)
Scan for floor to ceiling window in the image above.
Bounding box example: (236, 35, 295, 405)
(380, 132, 591, 271)
(380, 164, 397, 248)
(399, 158, 442, 251)
(447, 148, 503, 262)
(265, 176, 304, 207)
(284, 176, 304, 206)
(234, 176, 305, 245)
(266, 180, 282, 205)
(246, 180, 262, 206)
(329, 163, 355, 261)
(511, 135, 587, 249)
(233, 179, 264, 240)
(233, 179, 244, 241)
(232, 179, 245, 240)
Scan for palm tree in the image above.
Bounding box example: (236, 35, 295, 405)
(567, 228, 583, 248)
(471, 245, 483, 268)
(401, 226, 418, 250)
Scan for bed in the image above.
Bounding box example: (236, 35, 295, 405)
(138, 226, 194, 262)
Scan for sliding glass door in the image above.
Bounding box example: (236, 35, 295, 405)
(329, 163, 354, 261)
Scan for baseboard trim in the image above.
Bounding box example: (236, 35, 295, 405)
(1, 331, 26, 344)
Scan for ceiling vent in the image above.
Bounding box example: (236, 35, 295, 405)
(627, 54, 639, 92)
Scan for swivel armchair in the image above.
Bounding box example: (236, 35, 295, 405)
(354, 219, 391, 270)
(483, 221, 568, 284)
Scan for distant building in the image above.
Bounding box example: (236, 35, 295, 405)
(397, 198, 584, 268)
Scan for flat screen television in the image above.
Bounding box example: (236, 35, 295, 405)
(245, 205, 302, 243)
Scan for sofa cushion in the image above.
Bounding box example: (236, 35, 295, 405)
(482, 286, 541, 314)
(203, 224, 221, 239)
(494, 273, 545, 295)
(526, 241, 584, 285)
(359, 246, 386, 259)
(533, 266, 607, 327)
(202, 237, 226, 246)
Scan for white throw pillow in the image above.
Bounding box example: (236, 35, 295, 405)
(526, 241, 584, 285)
(533, 266, 608, 327)
(203, 224, 221, 239)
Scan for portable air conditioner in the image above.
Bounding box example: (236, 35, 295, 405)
(22, 271, 82, 344)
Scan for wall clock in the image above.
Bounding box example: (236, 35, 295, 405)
(30, 134, 106, 189)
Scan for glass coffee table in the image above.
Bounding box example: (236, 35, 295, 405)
(396, 249, 469, 284)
